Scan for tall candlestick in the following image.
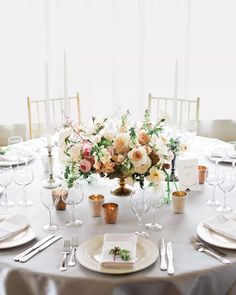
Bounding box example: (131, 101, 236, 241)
(173, 58, 178, 126)
(45, 61, 51, 147)
(64, 50, 69, 117)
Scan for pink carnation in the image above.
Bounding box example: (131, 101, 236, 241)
(82, 143, 92, 159)
(80, 159, 92, 173)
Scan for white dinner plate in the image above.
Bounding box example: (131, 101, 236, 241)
(0, 148, 36, 166)
(76, 235, 159, 274)
(0, 216, 36, 249)
(205, 143, 236, 164)
(0, 186, 3, 195)
(197, 222, 236, 249)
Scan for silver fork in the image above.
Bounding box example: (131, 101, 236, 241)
(191, 239, 230, 264)
(191, 236, 227, 257)
(60, 240, 70, 271)
(68, 236, 78, 267)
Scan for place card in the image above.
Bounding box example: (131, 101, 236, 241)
(177, 158, 199, 191)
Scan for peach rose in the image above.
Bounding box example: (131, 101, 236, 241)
(134, 157, 151, 174)
(80, 159, 92, 173)
(113, 133, 129, 154)
(138, 130, 150, 145)
(128, 147, 147, 166)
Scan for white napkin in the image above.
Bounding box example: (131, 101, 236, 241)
(203, 215, 236, 240)
(0, 147, 33, 163)
(0, 215, 30, 242)
(100, 233, 137, 269)
(210, 148, 225, 158)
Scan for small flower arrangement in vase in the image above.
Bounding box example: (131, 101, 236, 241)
(59, 110, 172, 197)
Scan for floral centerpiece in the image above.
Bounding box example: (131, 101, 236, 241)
(58, 110, 173, 197)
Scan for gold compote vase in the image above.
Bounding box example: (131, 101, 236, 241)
(111, 177, 134, 197)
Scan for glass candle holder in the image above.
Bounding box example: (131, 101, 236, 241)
(102, 202, 118, 224)
(89, 194, 104, 217)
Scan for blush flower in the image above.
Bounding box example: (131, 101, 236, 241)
(113, 133, 129, 154)
(80, 159, 92, 173)
(82, 143, 92, 159)
(138, 130, 150, 145)
(134, 157, 151, 174)
(128, 146, 147, 166)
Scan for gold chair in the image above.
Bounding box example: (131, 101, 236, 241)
(27, 92, 81, 139)
(148, 93, 200, 128)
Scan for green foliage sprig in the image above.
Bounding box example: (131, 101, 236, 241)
(109, 246, 131, 262)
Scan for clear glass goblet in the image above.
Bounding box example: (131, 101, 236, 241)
(62, 182, 84, 226)
(40, 186, 60, 232)
(145, 186, 163, 231)
(8, 136, 23, 162)
(0, 166, 13, 207)
(217, 171, 235, 213)
(130, 188, 150, 238)
(14, 163, 34, 207)
(210, 147, 225, 167)
(205, 168, 222, 206)
(226, 142, 236, 168)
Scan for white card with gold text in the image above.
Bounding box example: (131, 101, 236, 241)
(177, 158, 199, 191)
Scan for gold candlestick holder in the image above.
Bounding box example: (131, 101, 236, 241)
(42, 145, 61, 189)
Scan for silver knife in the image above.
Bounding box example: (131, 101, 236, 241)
(160, 238, 167, 271)
(14, 234, 55, 261)
(19, 235, 62, 263)
(167, 242, 175, 275)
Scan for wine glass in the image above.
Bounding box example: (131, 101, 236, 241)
(226, 142, 236, 168)
(130, 188, 150, 238)
(210, 147, 225, 167)
(8, 136, 23, 162)
(205, 168, 222, 206)
(40, 186, 60, 232)
(217, 171, 235, 213)
(0, 166, 13, 207)
(14, 163, 34, 207)
(62, 182, 84, 226)
(145, 186, 163, 231)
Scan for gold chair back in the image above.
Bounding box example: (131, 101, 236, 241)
(148, 93, 200, 128)
(27, 92, 81, 139)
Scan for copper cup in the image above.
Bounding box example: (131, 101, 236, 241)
(102, 202, 118, 224)
(52, 188, 68, 210)
(172, 191, 188, 213)
(198, 165, 207, 184)
(89, 194, 104, 217)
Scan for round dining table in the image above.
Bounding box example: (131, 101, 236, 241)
(1, 136, 236, 295)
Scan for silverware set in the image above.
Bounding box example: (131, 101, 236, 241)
(159, 238, 175, 275)
(60, 237, 79, 271)
(190, 236, 230, 264)
(14, 234, 62, 262)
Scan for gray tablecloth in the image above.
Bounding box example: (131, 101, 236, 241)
(1, 137, 236, 295)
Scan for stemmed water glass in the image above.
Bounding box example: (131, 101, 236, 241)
(144, 186, 163, 231)
(130, 188, 150, 238)
(217, 171, 235, 213)
(210, 147, 225, 167)
(226, 142, 236, 168)
(0, 166, 13, 207)
(205, 168, 223, 206)
(8, 136, 23, 162)
(62, 182, 84, 226)
(14, 163, 34, 207)
(40, 186, 60, 232)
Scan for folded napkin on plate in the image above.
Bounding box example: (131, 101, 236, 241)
(100, 233, 137, 269)
(210, 149, 225, 158)
(203, 215, 236, 240)
(0, 215, 30, 242)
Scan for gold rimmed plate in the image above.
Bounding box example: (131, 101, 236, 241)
(197, 222, 236, 249)
(76, 235, 159, 274)
(0, 216, 36, 249)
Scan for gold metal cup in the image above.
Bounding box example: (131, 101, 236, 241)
(102, 202, 118, 224)
(172, 191, 188, 213)
(198, 165, 207, 184)
(88, 194, 104, 217)
(52, 188, 68, 210)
